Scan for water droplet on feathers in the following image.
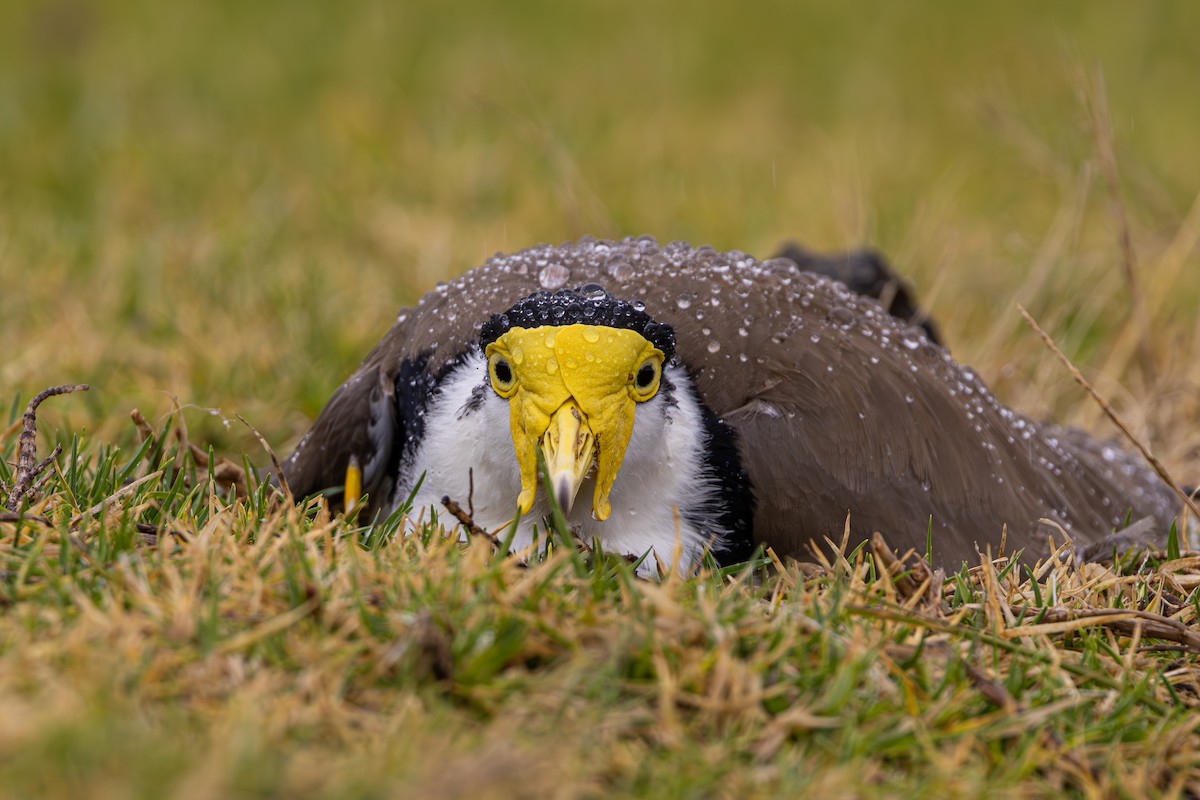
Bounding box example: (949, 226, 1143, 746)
(606, 261, 634, 282)
(828, 307, 855, 327)
(539, 264, 570, 290)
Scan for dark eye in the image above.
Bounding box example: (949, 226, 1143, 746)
(486, 350, 519, 397)
(636, 363, 656, 388)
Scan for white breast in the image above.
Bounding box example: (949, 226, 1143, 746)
(393, 353, 728, 575)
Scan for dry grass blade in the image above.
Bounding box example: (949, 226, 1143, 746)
(869, 531, 944, 614)
(1017, 304, 1200, 533)
(68, 470, 163, 527)
(236, 414, 290, 500)
(1002, 607, 1200, 652)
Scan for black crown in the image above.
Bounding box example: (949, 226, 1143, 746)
(479, 284, 676, 361)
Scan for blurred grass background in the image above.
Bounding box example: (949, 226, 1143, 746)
(4, 4, 1200, 797)
(2, 0, 1198, 471)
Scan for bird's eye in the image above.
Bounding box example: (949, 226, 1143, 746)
(630, 358, 662, 401)
(636, 364, 656, 388)
(489, 353, 517, 397)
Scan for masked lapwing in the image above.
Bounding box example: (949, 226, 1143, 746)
(280, 236, 1183, 571)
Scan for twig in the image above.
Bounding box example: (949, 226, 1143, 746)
(5, 384, 89, 511)
(0, 511, 52, 526)
(468, 467, 475, 518)
(133, 521, 190, 545)
(132, 408, 247, 496)
(184, 441, 248, 496)
(130, 408, 155, 442)
(28, 450, 61, 498)
(1017, 304, 1200, 532)
(441, 495, 499, 546)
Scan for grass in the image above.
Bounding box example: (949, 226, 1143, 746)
(3, 1, 1200, 796)
(3, 422, 1200, 797)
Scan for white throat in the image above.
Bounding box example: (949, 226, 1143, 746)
(392, 352, 730, 574)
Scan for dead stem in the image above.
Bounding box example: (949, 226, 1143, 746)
(1017, 304, 1200, 541)
(237, 414, 290, 501)
(131, 407, 248, 496)
(441, 495, 500, 546)
(5, 384, 89, 512)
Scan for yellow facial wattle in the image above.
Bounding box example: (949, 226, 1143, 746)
(484, 324, 664, 520)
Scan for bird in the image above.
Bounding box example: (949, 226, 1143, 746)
(279, 236, 1183, 572)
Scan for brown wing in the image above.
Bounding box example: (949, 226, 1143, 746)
(281, 236, 1182, 565)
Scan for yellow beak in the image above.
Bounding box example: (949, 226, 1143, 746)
(541, 399, 596, 515)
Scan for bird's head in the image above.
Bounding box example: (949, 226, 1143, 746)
(478, 285, 676, 521)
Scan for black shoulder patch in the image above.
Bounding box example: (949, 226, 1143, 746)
(391, 349, 478, 468)
(681, 387, 756, 566)
(393, 355, 437, 466)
